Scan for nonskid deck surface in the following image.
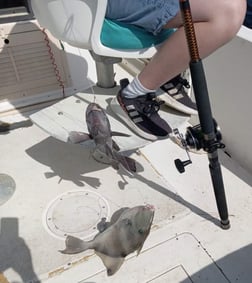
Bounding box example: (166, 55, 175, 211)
(1, 89, 252, 282)
(44, 232, 232, 283)
(0, 123, 188, 283)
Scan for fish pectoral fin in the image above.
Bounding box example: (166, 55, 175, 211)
(104, 144, 119, 170)
(68, 131, 91, 144)
(111, 131, 131, 137)
(105, 143, 114, 157)
(96, 251, 125, 276)
(136, 242, 145, 256)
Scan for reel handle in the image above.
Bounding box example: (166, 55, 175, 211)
(174, 159, 192, 173)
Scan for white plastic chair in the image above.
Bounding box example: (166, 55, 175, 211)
(31, 0, 171, 87)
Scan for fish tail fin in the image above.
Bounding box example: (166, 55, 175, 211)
(114, 152, 137, 173)
(104, 144, 136, 172)
(59, 235, 91, 254)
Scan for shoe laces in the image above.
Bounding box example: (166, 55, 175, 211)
(177, 77, 190, 93)
(138, 93, 164, 117)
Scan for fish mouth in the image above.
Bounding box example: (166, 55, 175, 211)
(145, 204, 155, 212)
(89, 103, 102, 111)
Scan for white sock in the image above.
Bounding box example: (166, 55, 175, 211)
(122, 76, 156, 98)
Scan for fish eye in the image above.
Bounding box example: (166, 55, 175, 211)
(127, 219, 132, 226)
(138, 228, 144, 234)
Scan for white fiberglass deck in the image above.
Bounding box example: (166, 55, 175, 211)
(0, 95, 252, 283)
(1, 27, 252, 282)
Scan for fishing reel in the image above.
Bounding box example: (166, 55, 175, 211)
(174, 119, 225, 173)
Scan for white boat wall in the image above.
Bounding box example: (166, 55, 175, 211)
(0, 21, 98, 114)
(203, 26, 252, 174)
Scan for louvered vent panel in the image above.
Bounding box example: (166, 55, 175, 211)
(0, 21, 71, 110)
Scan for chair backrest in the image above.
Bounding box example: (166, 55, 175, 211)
(31, 0, 173, 59)
(91, 0, 159, 58)
(31, 0, 100, 49)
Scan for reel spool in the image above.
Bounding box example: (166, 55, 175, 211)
(174, 119, 225, 173)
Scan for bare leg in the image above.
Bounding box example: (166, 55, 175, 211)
(139, 0, 246, 89)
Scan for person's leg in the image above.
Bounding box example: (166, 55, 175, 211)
(139, 0, 246, 89)
(154, 0, 246, 115)
(111, 0, 246, 140)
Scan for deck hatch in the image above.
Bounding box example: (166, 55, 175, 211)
(44, 190, 110, 240)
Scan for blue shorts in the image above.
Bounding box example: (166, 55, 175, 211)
(106, 0, 179, 35)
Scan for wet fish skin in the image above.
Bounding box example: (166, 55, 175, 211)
(68, 103, 136, 172)
(59, 205, 155, 276)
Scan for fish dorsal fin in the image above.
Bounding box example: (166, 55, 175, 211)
(111, 131, 131, 137)
(96, 251, 125, 276)
(136, 230, 151, 255)
(68, 131, 91, 144)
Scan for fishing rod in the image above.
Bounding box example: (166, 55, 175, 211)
(175, 0, 230, 229)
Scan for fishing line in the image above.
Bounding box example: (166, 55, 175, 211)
(73, 46, 97, 103)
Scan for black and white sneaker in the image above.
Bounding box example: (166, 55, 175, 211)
(157, 72, 198, 115)
(110, 79, 172, 141)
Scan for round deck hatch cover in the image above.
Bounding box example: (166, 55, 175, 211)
(44, 190, 110, 240)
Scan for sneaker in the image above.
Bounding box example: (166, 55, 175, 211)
(157, 72, 198, 115)
(110, 79, 172, 141)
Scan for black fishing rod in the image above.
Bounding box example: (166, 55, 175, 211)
(175, 0, 230, 229)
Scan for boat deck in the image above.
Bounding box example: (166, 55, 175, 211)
(1, 67, 252, 282)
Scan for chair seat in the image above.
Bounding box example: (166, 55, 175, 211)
(101, 19, 174, 50)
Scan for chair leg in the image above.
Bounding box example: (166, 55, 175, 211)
(90, 51, 122, 88)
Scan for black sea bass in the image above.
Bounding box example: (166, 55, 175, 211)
(68, 103, 136, 172)
(60, 205, 155, 276)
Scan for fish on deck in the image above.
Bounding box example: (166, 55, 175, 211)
(60, 205, 155, 276)
(68, 102, 137, 173)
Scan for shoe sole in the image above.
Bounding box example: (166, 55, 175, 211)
(110, 96, 160, 141)
(157, 93, 198, 116)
